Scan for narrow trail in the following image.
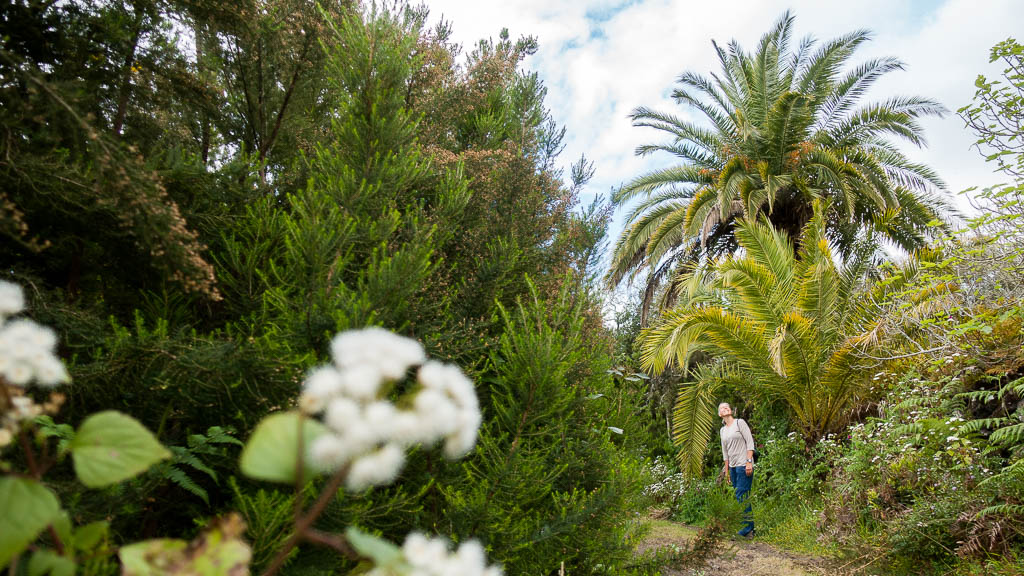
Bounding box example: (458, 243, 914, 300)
(639, 520, 835, 576)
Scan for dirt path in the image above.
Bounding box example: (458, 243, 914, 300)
(639, 520, 834, 576)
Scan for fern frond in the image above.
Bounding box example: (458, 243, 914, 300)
(164, 466, 210, 505)
(891, 422, 925, 437)
(990, 423, 1024, 446)
(203, 426, 244, 446)
(958, 417, 1009, 434)
(977, 503, 1024, 519)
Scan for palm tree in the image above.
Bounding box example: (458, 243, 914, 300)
(642, 206, 879, 477)
(607, 12, 951, 320)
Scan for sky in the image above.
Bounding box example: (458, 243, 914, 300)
(421, 0, 1022, 242)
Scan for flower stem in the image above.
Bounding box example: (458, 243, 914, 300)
(260, 465, 353, 576)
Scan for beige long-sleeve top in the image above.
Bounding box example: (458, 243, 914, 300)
(720, 418, 755, 467)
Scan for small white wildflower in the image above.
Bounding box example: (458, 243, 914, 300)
(31, 355, 70, 387)
(4, 361, 32, 386)
(347, 443, 405, 491)
(324, 397, 361, 433)
(331, 328, 425, 380)
(0, 321, 38, 359)
(300, 366, 346, 413)
(338, 363, 383, 401)
(339, 424, 378, 458)
(0, 287, 69, 389)
(447, 375, 478, 412)
(403, 533, 433, 566)
(400, 533, 502, 576)
(309, 434, 355, 471)
(450, 540, 487, 575)
(11, 395, 40, 419)
(418, 361, 478, 409)
(404, 533, 448, 568)
(417, 360, 448, 390)
(363, 401, 399, 441)
(0, 281, 25, 319)
(388, 411, 431, 446)
(444, 418, 479, 459)
(29, 322, 57, 349)
(414, 389, 459, 438)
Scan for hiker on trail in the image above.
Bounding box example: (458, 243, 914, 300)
(719, 402, 755, 538)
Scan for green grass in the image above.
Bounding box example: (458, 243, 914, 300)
(644, 519, 698, 542)
(757, 501, 838, 557)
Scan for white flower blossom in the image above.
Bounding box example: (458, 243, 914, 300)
(330, 327, 426, 380)
(324, 397, 362, 434)
(309, 434, 355, 471)
(303, 328, 482, 490)
(414, 388, 459, 437)
(444, 410, 480, 458)
(339, 363, 383, 400)
(403, 533, 449, 568)
(363, 401, 401, 442)
(0, 281, 24, 320)
(347, 443, 405, 491)
(299, 366, 346, 413)
(31, 355, 69, 387)
(388, 411, 431, 445)
(398, 533, 503, 576)
(0, 283, 69, 389)
(5, 362, 33, 386)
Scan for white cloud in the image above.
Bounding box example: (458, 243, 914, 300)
(424, 0, 1022, 238)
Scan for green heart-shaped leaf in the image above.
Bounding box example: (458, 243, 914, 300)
(71, 411, 170, 488)
(0, 477, 61, 567)
(240, 411, 330, 484)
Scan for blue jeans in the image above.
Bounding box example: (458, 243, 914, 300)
(729, 466, 754, 535)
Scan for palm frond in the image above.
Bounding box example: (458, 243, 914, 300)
(733, 218, 796, 291)
(671, 366, 726, 477)
(816, 57, 904, 131)
(615, 165, 709, 204)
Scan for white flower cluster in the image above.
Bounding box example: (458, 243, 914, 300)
(0, 390, 65, 448)
(300, 327, 481, 491)
(370, 533, 502, 576)
(0, 281, 69, 388)
(642, 457, 688, 503)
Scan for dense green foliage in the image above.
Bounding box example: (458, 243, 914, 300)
(0, 2, 653, 575)
(636, 35, 1024, 575)
(642, 205, 880, 476)
(4, 3, 1024, 574)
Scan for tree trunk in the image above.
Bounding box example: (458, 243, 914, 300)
(112, 11, 145, 137)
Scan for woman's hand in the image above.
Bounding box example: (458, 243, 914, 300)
(745, 462, 753, 476)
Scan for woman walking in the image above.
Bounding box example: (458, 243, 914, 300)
(718, 402, 755, 537)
